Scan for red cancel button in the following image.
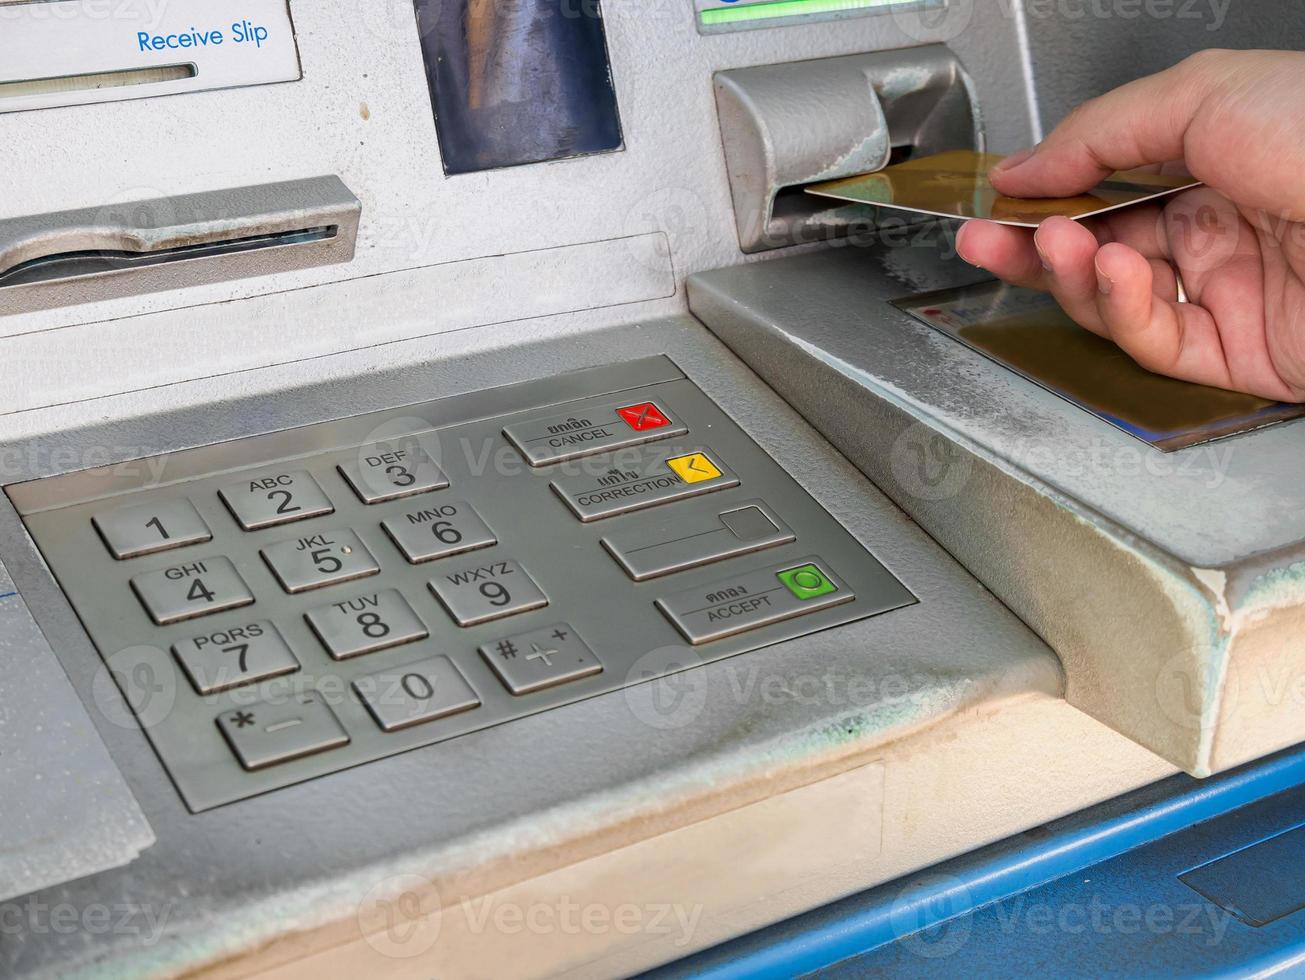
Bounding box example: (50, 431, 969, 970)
(616, 402, 671, 432)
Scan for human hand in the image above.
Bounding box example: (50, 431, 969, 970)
(955, 49, 1305, 402)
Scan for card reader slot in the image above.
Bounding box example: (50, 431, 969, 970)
(0, 176, 361, 315)
(0, 64, 197, 102)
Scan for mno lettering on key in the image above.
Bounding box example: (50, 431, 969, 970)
(138, 21, 271, 52)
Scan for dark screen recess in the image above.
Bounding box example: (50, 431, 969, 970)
(413, 0, 624, 174)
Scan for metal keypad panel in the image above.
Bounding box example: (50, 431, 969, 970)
(9, 357, 916, 811)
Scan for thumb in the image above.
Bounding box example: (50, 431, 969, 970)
(990, 54, 1218, 199)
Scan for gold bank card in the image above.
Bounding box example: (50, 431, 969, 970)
(807, 149, 1202, 227)
(893, 281, 1305, 451)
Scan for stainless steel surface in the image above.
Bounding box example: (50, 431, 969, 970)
(93, 497, 213, 559)
(0, 176, 360, 315)
(305, 588, 430, 662)
(172, 619, 300, 695)
(502, 396, 688, 467)
(337, 442, 450, 504)
(602, 498, 796, 581)
(688, 242, 1305, 775)
(478, 623, 605, 696)
(351, 655, 481, 733)
(11, 357, 913, 812)
(381, 499, 498, 564)
(218, 469, 336, 530)
(549, 443, 741, 522)
(129, 556, 254, 625)
(216, 690, 350, 771)
(655, 557, 861, 644)
(714, 45, 980, 252)
(260, 528, 381, 594)
(428, 558, 550, 628)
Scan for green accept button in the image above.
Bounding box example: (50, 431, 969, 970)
(777, 563, 838, 601)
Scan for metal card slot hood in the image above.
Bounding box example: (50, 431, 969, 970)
(714, 45, 982, 252)
(0, 176, 361, 315)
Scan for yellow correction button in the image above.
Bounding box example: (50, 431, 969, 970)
(666, 453, 723, 484)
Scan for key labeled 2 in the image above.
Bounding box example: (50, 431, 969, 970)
(428, 559, 548, 627)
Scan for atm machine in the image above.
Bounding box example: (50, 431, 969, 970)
(2, 1, 1305, 977)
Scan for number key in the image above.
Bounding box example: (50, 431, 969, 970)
(130, 556, 254, 625)
(93, 498, 212, 559)
(173, 620, 299, 694)
(381, 500, 497, 564)
(338, 440, 450, 504)
(428, 559, 547, 627)
(304, 588, 428, 660)
(352, 656, 481, 732)
(260, 529, 381, 593)
(219, 470, 334, 531)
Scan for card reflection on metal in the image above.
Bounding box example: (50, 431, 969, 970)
(808, 149, 1202, 227)
(893, 281, 1305, 452)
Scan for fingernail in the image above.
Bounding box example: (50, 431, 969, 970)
(1034, 233, 1052, 272)
(1096, 260, 1114, 295)
(993, 145, 1039, 172)
(955, 235, 983, 269)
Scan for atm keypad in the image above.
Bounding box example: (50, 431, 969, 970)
(13, 359, 916, 810)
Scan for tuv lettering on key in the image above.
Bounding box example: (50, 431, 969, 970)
(333, 594, 381, 614)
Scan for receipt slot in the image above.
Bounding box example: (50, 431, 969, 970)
(0, 0, 300, 113)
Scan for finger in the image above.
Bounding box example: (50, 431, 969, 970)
(988, 56, 1221, 198)
(1032, 216, 1109, 336)
(1097, 203, 1171, 260)
(955, 220, 1047, 289)
(1093, 242, 1233, 389)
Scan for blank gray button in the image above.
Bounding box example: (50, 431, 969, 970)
(352, 656, 481, 732)
(305, 588, 428, 660)
(721, 505, 781, 541)
(173, 620, 299, 694)
(429, 559, 548, 627)
(216, 691, 349, 771)
(338, 441, 450, 504)
(479, 623, 603, 695)
(381, 500, 497, 564)
(602, 499, 796, 581)
(261, 528, 380, 593)
(130, 556, 254, 625)
(93, 498, 212, 559)
(219, 470, 334, 530)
